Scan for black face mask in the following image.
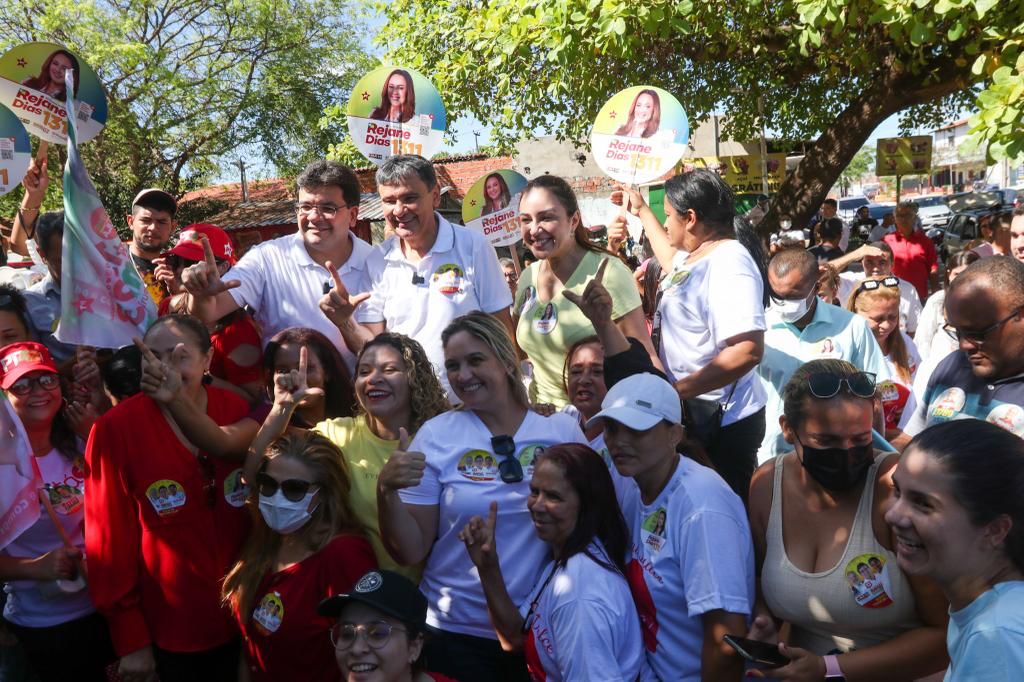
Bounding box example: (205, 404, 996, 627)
(797, 439, 874, 492)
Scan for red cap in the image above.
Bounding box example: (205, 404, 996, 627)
(0, 342, 58, 390)
(167, 224, 236, 265)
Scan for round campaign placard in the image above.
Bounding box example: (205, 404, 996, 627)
(462, 169, 528, 247)
(346, 66, 446, 165)
(590, 85, 688, 184)
(0, 43, 108, 145)
(0, 105, 31, 196)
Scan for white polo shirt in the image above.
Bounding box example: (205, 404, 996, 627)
(225, 232, 375, 369)
(837, 272, 922, 333)
(363, 214, 512, 381)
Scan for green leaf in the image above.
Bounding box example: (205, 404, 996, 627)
(611, 17, 626, 35)
(975, 0, 998, 18)
(947, 21, 966, 41)
(972, 54, 989, 76)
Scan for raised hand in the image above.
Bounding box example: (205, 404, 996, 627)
(607, 213, 630, 254)
(610, 182, 647, 216)
(135, 337, 185, 404)
(378, 428, 427, 492)
(562, 257, 614, 326)
(180, 235, 240, 299)
(272, 345, 325, 409)
(319, 260, 371, 328)
(459, 500, 499, 569)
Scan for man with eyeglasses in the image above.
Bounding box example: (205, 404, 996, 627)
(756, 248, 891, 461)
(183, 160, 375, 369)
(898, 256, 1024, 443)
(884, 201, 938, 302)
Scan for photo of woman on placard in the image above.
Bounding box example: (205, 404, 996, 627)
(614, 88, 661, 139)
(369, 69, 417, 123)
(481, 173, 512, 216)
(21, 49, 80, 102)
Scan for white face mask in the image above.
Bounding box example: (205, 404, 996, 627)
(773, 290, 814, 323)
(258, 489, 319, 534)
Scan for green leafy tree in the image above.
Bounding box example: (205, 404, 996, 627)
(376, 0, 1022, 233)
(838, 145, 876, 195)
(0, 0, 372, 236)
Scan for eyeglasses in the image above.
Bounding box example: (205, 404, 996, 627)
(330, 622, 406, 650)
(807, 372, 877, 399)
(254, 472, 318, 502)
(943, 305, 1024, 345)
(7, 373, 60, 396)
(295, 203, 346, 218)
(858, 276, 899, 293)
(491, 435, 523, 484)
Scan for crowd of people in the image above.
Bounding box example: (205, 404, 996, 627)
(0, 152, 1022, 682)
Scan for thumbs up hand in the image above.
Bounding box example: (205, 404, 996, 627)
(378, 427, 427, 492)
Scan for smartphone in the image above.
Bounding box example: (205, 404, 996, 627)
(723, 635, 790, 668)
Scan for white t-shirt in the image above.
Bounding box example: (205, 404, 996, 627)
(837, 272, 922, 333)
(657, 242, 767, 425)
(3, 450, 94, 627)
(521, 543, 646, 682)
(399, 409, 586, 637)
(615, 456, 755, 682)
(225, 232, 376, 369)
(364, 215, 513, 385)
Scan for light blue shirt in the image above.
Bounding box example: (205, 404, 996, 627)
(757, 301, 891, 462)
(946, 582, 1024, 681)
(23, 275, 76, 364)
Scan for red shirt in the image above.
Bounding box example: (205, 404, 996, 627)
(238, 533, 376, 682)
(884, 229, 937, 301)
(210, 312, 263, 387)
(84, 388, 251, 655)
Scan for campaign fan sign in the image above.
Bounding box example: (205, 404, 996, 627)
(0, 105, 31, 196)
(0, 43, 108, 145)
(591, 86, 689, 184)
(346, 66, 446, 165)
(462, 170, 528, 247)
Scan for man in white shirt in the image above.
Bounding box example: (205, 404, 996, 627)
(834, 241, 922, 334)
(323, 155, 512, 382)
(182, 160, 375, 368)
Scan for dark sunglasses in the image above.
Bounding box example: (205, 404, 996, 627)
(7, 373, 60, 396)
(254, 472, 317, 502)
(857, 276, 899, 293)
(943, 305, 1023, 345)
(807, 372, 877, 400)
(491, 435, 523, 484)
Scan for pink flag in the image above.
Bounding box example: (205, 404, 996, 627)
(0, 393, 41, 551)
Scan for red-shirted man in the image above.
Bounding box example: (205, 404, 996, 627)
(884, 201, 938, 302)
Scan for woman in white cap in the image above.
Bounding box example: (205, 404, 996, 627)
(319, 569, 456, 682)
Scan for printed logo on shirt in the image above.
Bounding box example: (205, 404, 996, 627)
(844, 553, 893, 608)
(457, 450, 499, 481)
(815, 337, 841, 358)
(641, 507, 668, 554)
(518, 445, 546, 477)
(516, 286, 538, 317)
(253, 591, 284, 635)
(70, 456, 86, 481)
(223, 468, 248, 508)
(431, 263, 465, 296)
(879, 380, 912, 430)
(664, 268, 690, 290)
(146, 479, 186, 515)
(531, 302, 557, 334)
(42, 480, 84, 516)
(986, 403, 1024, 437)
(626, 558, 659, 652)
(928, 387, 966, 421)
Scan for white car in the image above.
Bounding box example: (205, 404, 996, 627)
(912, 195, 951, 228)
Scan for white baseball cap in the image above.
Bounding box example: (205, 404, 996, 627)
(586, 373, 681, 431)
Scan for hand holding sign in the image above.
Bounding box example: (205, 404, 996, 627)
(319, 261, 370, 329)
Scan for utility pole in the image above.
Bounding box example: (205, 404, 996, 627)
(237, 159, 249, 202)
(756, 96, 769, 195)
(473, 131, 480, 153)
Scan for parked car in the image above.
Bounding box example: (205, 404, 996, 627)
(911, 194, 952, 229)
(926, 191, 1004, 260)
(837, 195, 870, 221)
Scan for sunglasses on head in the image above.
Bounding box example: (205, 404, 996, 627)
(857, 276, 899, 293)
(254, 472, 318, 502)
(491, 435, 523, 484)
(807, 372, 877, 400)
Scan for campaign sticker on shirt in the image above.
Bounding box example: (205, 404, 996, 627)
(663, 268, 690, 291)
(815, 337, 842, 358)
(928, 387, 966, 421)
(457, 450, 498, 482)
(253, 591, 284, 635)
(431, 263, 465, 296)
(42, 479, 83, 516)
(517, 444, 546, 477)
(844, 553, 893, 608)
(641, 507, 668, 554)
(223, 468, 248, 508)
(146, 479, 186, 516)
(516, 286, 538, 317)
(879, 380, 912, 431)
(531, 302, 558, 335)
(986, 403, 1024, 437)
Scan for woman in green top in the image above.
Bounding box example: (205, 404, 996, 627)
(255, 333, 449, 578)
(514, 175, 657, 407)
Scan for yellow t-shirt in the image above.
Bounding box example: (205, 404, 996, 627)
(515, 251, 642, 407)
(314, 415, 422, 582)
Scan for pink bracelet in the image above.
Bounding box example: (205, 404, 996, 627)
(823, 654, 845, 680)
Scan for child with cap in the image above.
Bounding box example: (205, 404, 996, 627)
(319, 570, 455, 682)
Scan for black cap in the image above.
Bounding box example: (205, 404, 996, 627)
(317, 570, 427, 628)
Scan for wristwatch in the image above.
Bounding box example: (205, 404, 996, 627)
(823, 654, 846, 681)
